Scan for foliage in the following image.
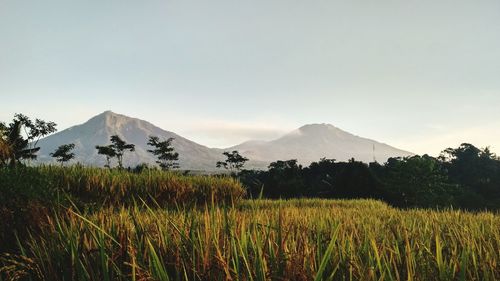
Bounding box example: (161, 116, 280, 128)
(109, 135, 135, 169)
(96, 135, 135, 169)
(440, 143, 500, 209)
(378, 155, 458, 208)
(0, 124, 12, 166)
(240, 144, 500, 210)
(95, 145, 116, 168)
(147, 136, 179, 170)
(216, 150, 248, 173)
(12, 113, 57, 157)
(0, 114, 57, 167)
(266, 159, 305, 198)
(50, 143, 76, 165)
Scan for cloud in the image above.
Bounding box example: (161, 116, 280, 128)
(180, 120, 292, 148)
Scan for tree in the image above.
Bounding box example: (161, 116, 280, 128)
(109, 135, 135, 169)
(0, 139, 11, 167)
(96, 135, 135, 169)
(380, 155, 457, 208)
(147, 136, 179, 170)
(13, 114, 57, 161)
(0, 123, 12, 166)
(0, 114, 57, 167)
(266, 159, 305, 198)
(439, 143, 500, 208)
(95, 145, 116, 168)
(216, 150, 248, 173)
(50, 143, 76, 165)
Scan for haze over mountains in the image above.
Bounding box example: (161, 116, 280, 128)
(37, 111, 413, 170)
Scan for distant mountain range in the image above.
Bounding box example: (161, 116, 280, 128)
(36, 111, 413, 170)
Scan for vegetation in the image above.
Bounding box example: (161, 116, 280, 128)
(1, 199, 499, 281)
(50, 143, 76, 165)
(0, 165, 244, 208)
(147, 136, 179, 170)
(240, 144, 500, 210)
(0, 165, 245, 255)
(1, 113, 499, 280)
(96, 135, 136, 169)
(0, 114, 56, 167)
(1, 113, 496, 211)
(95, 145, 117, 168)
(217, 150, 249, 173)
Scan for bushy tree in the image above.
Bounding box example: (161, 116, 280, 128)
(96, 135, 135, 169)
(266, 159, 305, 198)
(380, 155, 457, 208)
(50, 143, 76, 165)
(216, 150, 248, 173)
(302, 158, 337, 197)
(439, 143, 500, 208)
(147, 136, 179, 170)
(95, 145, 116, 168)
(0, 114, 57, 167)
(0, 122, 12, 166)
(110, 135, 135, 169)
(14, 114, 57, 153)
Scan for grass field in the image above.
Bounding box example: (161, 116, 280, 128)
(1, 199, 499, 281)
(0, 166, 245, 208)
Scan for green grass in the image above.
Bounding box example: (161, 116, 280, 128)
(1, 199, 499, 281)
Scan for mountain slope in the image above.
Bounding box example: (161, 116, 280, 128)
(37, 111, 225, 170)
(231, 123, 413, 164)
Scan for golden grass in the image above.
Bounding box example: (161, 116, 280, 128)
(2, 199, 499, 281)
(0, 165, 245, 207)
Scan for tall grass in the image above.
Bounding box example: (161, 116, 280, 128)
(0, 165, 245, 207)
(0, 165, 245, 254)
(1, 199, 498, 281)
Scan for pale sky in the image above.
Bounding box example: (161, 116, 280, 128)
(1, 0, 499, 155)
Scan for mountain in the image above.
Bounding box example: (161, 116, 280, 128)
(36, 111, 225, 170)
(231, 123, 413, 164)
(36, 112, 413, 170)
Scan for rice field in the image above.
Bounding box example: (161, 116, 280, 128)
(1, 199, 499, 281)
(0, 166, 245, 207)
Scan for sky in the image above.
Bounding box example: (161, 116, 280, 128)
(1, 0, 499, 155)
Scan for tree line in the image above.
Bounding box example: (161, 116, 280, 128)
(239, 144, 500, 210)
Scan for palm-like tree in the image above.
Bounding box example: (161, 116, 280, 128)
(0, 115, 57, 167)
(0, 137, 12, 166)
(6, 121, 40, 167)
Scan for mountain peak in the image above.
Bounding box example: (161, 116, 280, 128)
(294, 123, 348, 137)
(88, 110, 119, 121)
(87, 111, 134, 127)
(96, 110, 124, 119)
(299, 123, 338, 131)
(101, 110, 114, 115)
